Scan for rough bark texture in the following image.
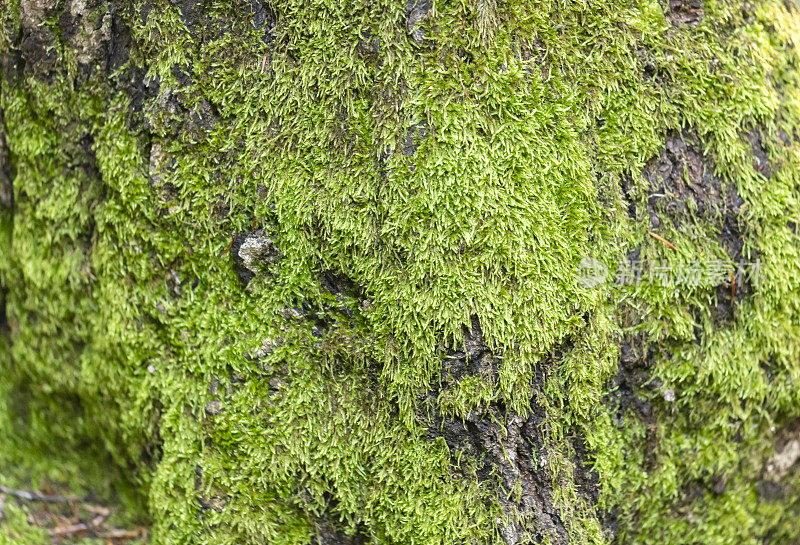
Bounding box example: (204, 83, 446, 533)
(2, 0, 800, 544)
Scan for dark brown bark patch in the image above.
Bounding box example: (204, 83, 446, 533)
(168, 0, 276, 43)
(0, 101, 8, 337)
(643, 132, 757, 320)
(18, 5, 60, 82)
(250, 0, 278, 43)
(570, 435, 600, 505)
(603, 332, 661, 475)
(428, 405, 568, 545)
(0, 103, 11, 212)
(643, 133, 743, 221)
(746, 129, 773, 180)
(666, 0, 704, 25)
(427, 326, 570, 545)
(356, 28, 381, 59)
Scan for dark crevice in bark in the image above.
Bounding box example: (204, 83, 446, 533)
(570, 434, 600, 505)
(250, 0, 278, 43)
(426, 325, 574, 545)
(643, 132, 744, 223)
(606, 129, 775, 538)
(607, 334, 658, 416)
(405, 0, 432, 44)
(599, 333, 662, 542)
(0, 287, 7, 338)
(0, 92, 11, 213)
(635, 46, 671, 89)
(312, 492, 370, 545)
(612, 130, 762, 439)
(108, 5, 159, 128)
(603, 331, 660, 472)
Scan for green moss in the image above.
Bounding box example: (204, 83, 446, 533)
(3, 0, 800, 543)
(0, 502, 49, 545)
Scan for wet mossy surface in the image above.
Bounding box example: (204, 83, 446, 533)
(2, 0, 800, 543)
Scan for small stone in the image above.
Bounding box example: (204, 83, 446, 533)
(663, 389, 675, 402)
(764, 438, 800, 479)
(278, 307, 304, 320)
(649, 213, 661, 228)
(237, 234, 279, 273)
(249, 337, 278, 359)
(268, 376, 287, 390)
(205, 400, 222, 416)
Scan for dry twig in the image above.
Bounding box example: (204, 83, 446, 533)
(221, 236, 234, 256)
(0, 485, 71, 503)
(260, 51, 268, 73)
(647, 230, 677, 251)
(97, 528, 145, 540)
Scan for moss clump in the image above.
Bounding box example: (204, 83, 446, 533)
(3, 0, 800, 543)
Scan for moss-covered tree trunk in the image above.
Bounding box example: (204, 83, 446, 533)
(2, 0, 800, 543)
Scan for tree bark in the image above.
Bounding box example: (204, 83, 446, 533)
(2, 0, 800, 543)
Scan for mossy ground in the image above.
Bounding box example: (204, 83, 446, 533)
(2, 0, 800, 543)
